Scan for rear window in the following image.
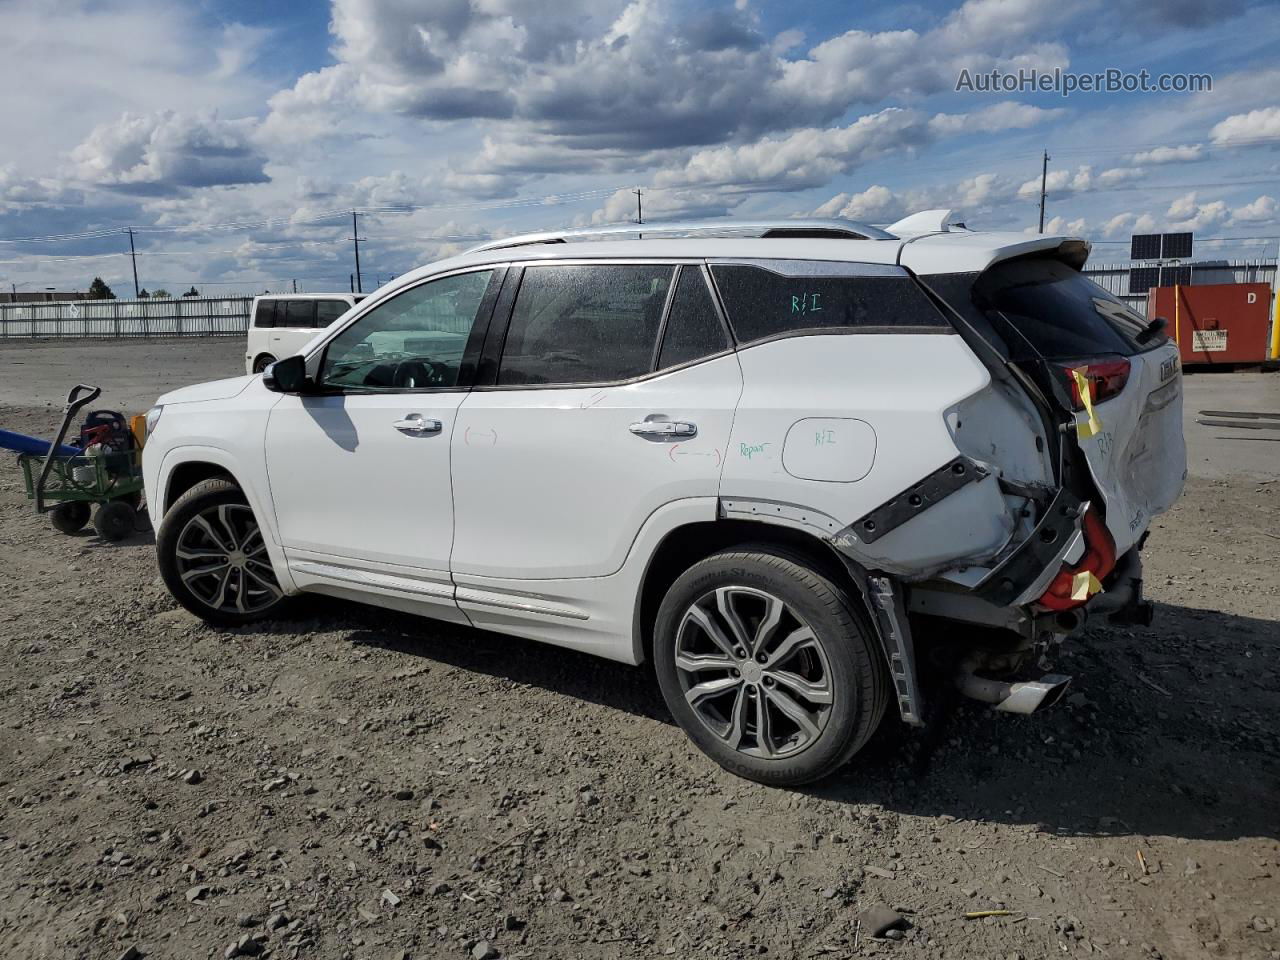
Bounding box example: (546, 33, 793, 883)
(253, 300, 277, 328)
(974, 258, 1158, 360)
(709, 263, 946, 344)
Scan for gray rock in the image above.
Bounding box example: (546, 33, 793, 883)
(471, 940, 499, 960)
(394, 788, 414, 801)
(859, 904, 907, 938)
(265, 912, 289, 931)
(185, 884, 211, 902)
(183, 769, 203, 785)
(117, 947, 143, 960)
(236, 914, 258, 928)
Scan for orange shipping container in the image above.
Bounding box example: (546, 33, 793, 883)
(1147, 282, 1273, 365)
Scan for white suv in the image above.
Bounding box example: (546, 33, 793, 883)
(143, 215, 1186, 785)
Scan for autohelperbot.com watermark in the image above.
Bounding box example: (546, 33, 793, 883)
(956, 67, 1212, 98)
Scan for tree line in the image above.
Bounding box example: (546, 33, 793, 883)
(86, 277, 200, 300)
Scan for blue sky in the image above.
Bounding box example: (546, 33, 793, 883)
(1, 0, 1277, 295)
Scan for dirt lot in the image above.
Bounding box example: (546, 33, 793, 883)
(0, 339, 1277, 960)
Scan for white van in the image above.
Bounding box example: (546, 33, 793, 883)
(244, 294, 366, 374)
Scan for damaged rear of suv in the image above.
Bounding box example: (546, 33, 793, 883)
(145, 214, 1186, 786)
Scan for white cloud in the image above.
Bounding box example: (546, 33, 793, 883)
(69, 111, 269, 194)
(1017, 164, 1145, 199)
(263, 0, 1074, 163)
(1127, 144, 1205, 165)
(653, 102, 1055, 194)
(1230, 194, 1278, 224)
(1165, 192, 1229, 232)
(1210, 106, 1280, 147)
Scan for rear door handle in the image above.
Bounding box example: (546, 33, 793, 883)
(393, 414, 442, 434)
(629, 419, 697, 438)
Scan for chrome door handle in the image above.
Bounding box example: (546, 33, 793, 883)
(629, 419, 697, 438)
(393, 414, 442, 434)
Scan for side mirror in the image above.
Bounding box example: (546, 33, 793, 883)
(262, 354, 310, 393)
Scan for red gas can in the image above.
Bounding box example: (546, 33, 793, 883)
(1147, 282, 1273, 365)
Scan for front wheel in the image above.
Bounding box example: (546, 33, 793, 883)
(157, 478, 290, 626)
(252, 353, 277, 374)
(653, 547, 888, 786)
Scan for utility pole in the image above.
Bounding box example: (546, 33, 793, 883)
(1037, 150, 1050, 234)
(127, 228, 140, 298)
(292, 278, 297, 293)
(351, 211, 363, 294)
(633, 187, 643, 225)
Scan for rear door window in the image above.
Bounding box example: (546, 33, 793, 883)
(253, 300, 278, 328)
(315, 300, 349, 326)
(974, 258, 1158, 360)
(497, 265, 674, 385)
(709, 262, 946, 344)
(283, 300, 316, 328)
(657, 266, 729, 370)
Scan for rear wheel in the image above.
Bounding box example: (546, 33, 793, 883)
(157, 478, 289, 626)
(654, 547, 888, 785)
(50, 501, 91, 534)
(252, 353, 277, 373)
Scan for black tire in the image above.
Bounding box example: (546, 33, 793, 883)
(252, 354, 277, 374)
(653, 546, 888, 786)
(49, 501, 91, 534)
(93, 500, 136, 541)
(156, 478, 291, 626)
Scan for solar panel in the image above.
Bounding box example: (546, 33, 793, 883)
(1128, 266, 1160, 294)
(1161, 232, 1193, 259)
(1130, 234, 1161, 260)
(1160, 265, 1192, 287)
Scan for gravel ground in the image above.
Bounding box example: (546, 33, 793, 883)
(0, 341, 1277, 960)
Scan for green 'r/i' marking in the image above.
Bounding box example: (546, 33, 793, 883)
(791, 293, 822, 314)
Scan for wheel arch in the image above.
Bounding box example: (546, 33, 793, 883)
(632, 517, 866, 666)
(164, 459, 237, 514)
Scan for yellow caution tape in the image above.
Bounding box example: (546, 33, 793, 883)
(1071, 570, 1104, 601)
(1070, 367, 1103, 440)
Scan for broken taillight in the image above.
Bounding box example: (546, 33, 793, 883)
(1060, 357, 1130, 411)
(1036, 508, 1117, 611)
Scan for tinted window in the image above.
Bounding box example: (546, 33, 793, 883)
(658, 266, 728, 369)
(321, 271, 495, 391)
(710, 264, 944, 344)
(975, 258, 1157, 360)
(315, 300, 349, 326)
(253, 300, 277, 328)
(284, 300, 315, 328)
(498, 265, 673, 386)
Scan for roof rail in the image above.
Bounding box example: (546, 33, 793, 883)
(466, 218, 896, 253)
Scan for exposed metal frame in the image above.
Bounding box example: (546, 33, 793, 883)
(466, 218, 896, 253)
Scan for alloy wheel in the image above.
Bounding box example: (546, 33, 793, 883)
(174, 503, 282, 614)
(673, 586, 833, 759)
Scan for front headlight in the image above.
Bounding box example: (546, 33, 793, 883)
(145, 405, 164, 437)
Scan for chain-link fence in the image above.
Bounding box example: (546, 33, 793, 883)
(0, 296, 251, 339)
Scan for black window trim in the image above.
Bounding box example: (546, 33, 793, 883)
(472, 258, 739, 392)
(310, 265, 506, 396)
